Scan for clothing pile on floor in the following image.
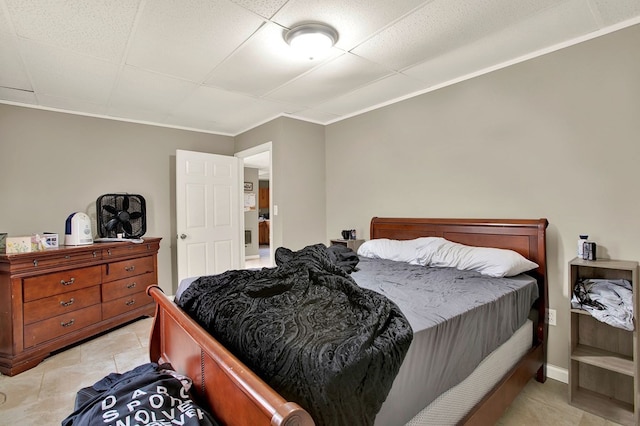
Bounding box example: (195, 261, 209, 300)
(62, 362, 218, 426)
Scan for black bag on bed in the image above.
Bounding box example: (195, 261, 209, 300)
(62, 363, 218, 426)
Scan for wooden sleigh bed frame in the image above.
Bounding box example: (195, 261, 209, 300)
(147, 217, 548, 426)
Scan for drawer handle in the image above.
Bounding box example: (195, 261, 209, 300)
(125, 266, 136, 272)
(65, 255, 71, 259)
(60, 278, 75, 286)
(61, 319, 75, 327)
(60, 298, 75, 307)
(126, 282, 137, 289)
(125, 299, 136, 306)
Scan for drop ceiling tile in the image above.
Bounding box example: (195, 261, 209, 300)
(5, 0, 139, 63)
(230, 0, 289, 19)
(351, 0, 564, 71)
(265, 52, 393, 106)
(163, 114, 223, 134)
(109, 66, 197, 114)
(171, 85, 288, 129)
(289, 108, 341, 123)
(204, 22, 340, 96)
(592, 0, 640, 26)
(314, 73, 427, 116)
(21, 39, 119, 104)
(0, 4, 12, 34)
(1, 0, 639, 135)
(38, 94, 108, 116)
(0, 32, 32, 91)
(127, 0, 265, 82)
(106, 104, 169, 123)
(405, 0, 600, 87)
(0, 86, 36, 104)
(272, 0, 427, 50)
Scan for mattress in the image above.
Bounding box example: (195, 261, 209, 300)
(351, 257, 537, 426)
(406, 319, 533, 425)
(175, 255, 538, 426)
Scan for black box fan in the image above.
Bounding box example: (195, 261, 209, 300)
(96, 194, 147, 239)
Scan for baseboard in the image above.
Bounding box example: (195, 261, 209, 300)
(245, 255, 260, 260)
(547, 363, 568, 383)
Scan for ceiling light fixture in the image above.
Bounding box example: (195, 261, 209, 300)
(284, 23, 338, 60)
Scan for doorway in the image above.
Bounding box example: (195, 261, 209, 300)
(235, 143, 273, 268)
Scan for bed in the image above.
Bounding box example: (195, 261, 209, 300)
(147, 217, 548, 425)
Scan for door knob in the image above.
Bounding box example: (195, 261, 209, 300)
(179, 234, 187, 240)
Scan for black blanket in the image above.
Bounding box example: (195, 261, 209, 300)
(178, 244, 413, 426)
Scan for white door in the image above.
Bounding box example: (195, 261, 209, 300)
(176, 149, 242, 282)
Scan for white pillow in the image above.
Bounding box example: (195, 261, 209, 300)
(357, 237, 446, 265)
(430, 240, 538, 277)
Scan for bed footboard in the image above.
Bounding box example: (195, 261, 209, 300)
(147, 285, 315, 426)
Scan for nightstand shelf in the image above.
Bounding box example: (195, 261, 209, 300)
(571, 343, 634, 376)
(570, 387, 634, 426)
(568, 258, 639, 425)
(330, 239, 365, 253)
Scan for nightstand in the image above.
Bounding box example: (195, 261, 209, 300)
(568, 257, 639, 425)
(330, 239, 365, 253)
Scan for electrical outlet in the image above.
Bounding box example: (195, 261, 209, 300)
(547, 308, 557, 326)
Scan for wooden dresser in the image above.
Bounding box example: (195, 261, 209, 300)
(0, 238, 161, 376)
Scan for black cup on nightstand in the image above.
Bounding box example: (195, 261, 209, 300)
(341, 230, 351, 240)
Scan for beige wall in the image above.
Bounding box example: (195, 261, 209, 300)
(325, 24, 640, 371)
(0, 105, 234, 292)
(235, 117, 326, 251)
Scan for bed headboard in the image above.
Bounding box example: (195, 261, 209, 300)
(370, 217, 548, 276)
(369, 217, 549, 348)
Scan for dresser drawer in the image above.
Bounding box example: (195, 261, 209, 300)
(29, 249, 102, 269)
(3, 249, 102, 273)
(23, 266, 102, 302)
(102, 292, 153, 320)
(102, 241, 158, 259)
(102, 256, 154, 283)
(23, 286, 101, 325)
(102, 272, 156, 302)
(24, 304, 102, 348)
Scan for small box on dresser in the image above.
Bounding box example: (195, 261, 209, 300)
(568, 258, 639, 426)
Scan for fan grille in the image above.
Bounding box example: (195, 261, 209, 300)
(96, 194, 147, 238)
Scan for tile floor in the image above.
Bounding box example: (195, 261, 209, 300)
(0, 317, 622, 425)
(245, 245, 272, 269)
(0, 318, 152, 425)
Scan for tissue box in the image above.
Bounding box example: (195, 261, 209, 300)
(0, 233, 6, 253)
(32, 233, 59, 250)
(6, 236, 32, 254)
(42, 233, 59, 249)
